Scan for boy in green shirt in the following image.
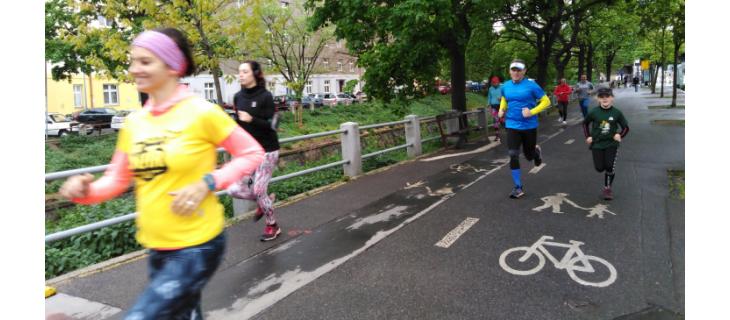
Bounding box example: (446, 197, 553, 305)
(582, 87, 629, 200)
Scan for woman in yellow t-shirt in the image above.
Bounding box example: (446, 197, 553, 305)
(59, 28, 265, 319)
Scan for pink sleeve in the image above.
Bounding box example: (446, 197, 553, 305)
(72, 151, 133, 205)
(211, 126, 265, 189)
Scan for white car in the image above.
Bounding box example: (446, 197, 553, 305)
(323, 93, 353, 106)
(46, 113, 75, 137)
(111, 110, 131, 131)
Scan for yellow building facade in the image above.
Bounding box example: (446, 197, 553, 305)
(46, 73, 143, 116)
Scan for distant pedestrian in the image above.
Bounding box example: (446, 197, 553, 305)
(582, 87, 630, 200)
(553, 78, 572, 125)
(573, 74, 594, 118)
(487, 76, 504, 141)
(632, 76, 640, 92)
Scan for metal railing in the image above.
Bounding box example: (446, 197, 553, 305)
(45, 109, 488, 243)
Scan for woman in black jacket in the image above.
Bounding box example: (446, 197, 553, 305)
(228, 60, 282, 241)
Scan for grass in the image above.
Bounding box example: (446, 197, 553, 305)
(648, 105, 685, 109)
(668, 170, 685, 200)
(651, 119, 685, 127)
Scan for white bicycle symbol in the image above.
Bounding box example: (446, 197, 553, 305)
(499, 235, 617, 287)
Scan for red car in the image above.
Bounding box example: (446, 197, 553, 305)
(438, 84, 451, 95)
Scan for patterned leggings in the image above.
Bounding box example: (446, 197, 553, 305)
(489, 105, 503, 131)
(228, 150, 279, 225)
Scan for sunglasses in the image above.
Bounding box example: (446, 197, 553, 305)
(597, 94, 612, 98)
(510, 68, 524, 71)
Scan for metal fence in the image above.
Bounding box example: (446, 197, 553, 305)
(45, 109, 488, 243)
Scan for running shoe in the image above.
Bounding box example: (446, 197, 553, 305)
(602, 187, 614, 200)
(252, 193, 276, 222)
(509, 187, 525, 199)
(562, 120, 567, 125)
(534, 145, 543, 166)
(260, 223, 282, 241)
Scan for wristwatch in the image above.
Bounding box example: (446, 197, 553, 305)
(203, 174, 216, 191)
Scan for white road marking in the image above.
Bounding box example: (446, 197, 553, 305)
(499, 235, 617, 287)
(206, 125, 573, 320)
(420, 140, 500, 162)
(565, 139, 575, 144)
(45, 293, 122, 319)
(529, 163, 546, 174)
(435, 217, 480, 248)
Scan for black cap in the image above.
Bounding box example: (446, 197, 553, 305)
(596, 87, 613, 96)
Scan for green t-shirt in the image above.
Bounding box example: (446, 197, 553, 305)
(583, 105, 629, 150)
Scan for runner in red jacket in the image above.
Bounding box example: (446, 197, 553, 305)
(553, 78, 573, 125)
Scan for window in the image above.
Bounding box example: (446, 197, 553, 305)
(103, 84, 118, 105)
(73, 84, 83, 107)
(267, 59, 273, 68)
(349, 61, 355, 72)
(337, 60, 343, 72)
(323, 58, 329, 68)
(204, 83, 215, 100)
(268, 81, 276, 90)
(305, 81, 312, 94)
(324, 80, 331, 93)
(237, 0, 246, 7)
(280, 1, 289, 7)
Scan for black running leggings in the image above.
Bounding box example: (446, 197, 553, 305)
(506, 128, 538, 169)
(591, 147, 618, 173)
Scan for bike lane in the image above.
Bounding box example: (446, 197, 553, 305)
(253, 89, 684, 319)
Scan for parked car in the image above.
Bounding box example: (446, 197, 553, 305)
(355, 91, 368, 103)
(323, 93, 353, 106)
(304, 93, 324, 108)
(46, 113, 76, 137)
(343, 93, 358, 103)
(438, 84, 451, 95)
(111, 110, 132, 131)
(273, 95, 296, 111)
(76, 108, 117, 127)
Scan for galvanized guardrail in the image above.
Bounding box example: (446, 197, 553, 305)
(45, 109, 488, 243)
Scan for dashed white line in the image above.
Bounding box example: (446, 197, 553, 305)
(529, 163, 546, 174)
(565, 139, 575, 144)
(435, 217, 480, 248)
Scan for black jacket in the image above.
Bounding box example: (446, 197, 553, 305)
(233, 85, 280, 152)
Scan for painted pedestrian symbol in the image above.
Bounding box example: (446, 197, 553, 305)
(532, 193, 585, 213)
(585, 204, 616, 219)
(499, 235, 617, 287)
(532, 193, 617, 219)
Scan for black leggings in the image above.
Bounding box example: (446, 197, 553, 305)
(506, 128, 537, 169)
(591, 147, 618, 173)
(557, 101, 568, 120)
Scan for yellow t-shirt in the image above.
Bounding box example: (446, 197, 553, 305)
(117, 97, 237, 249)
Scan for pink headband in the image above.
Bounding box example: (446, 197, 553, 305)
(132, 31, 187, 75)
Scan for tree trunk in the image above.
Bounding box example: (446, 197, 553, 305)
(88, 75, 94, 108)
(586, 42, 595, 82)
(651, 63, 659, 94)
(577, 45, 585, 78)
(605, 51, 616, 84)
(212, 68, 224, 105)
(449, 44, 467, 113)
(535, 46, 550, 89)
(660, 27, 666, 98)
(672, 38, 680, 108)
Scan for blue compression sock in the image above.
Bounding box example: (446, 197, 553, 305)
(511, 169, 522, 188)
